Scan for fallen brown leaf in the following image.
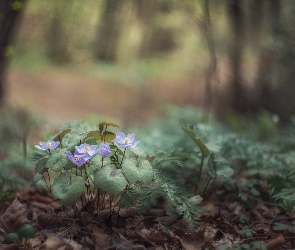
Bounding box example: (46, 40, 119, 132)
(0, 199, 30, 233)
(92, 227, 111, 250)
(126, 215, 145, 228)
(181, 232, 204, 250)
(44, 236, 75, 250)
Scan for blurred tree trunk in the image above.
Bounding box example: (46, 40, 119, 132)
(269, 0, 295, 125)
(227, 0, 251, 113)
(46, 0, 73, 64)
(255, 0, 281, 117)
(133, 0, 176, 59)
(95, 0, 124, 62)
(202, 0, 216, 115)
(0, 0, 26, 105)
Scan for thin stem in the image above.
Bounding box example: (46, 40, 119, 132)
(103, 125, 108, 143)
(202, 176, 212, 196)
(109, 196, 113, 227)
(195, 153, 205, 193)
(102, 191, 106, 210)
(47, 172, 52, 193)
(119, 149, 127, 168)
(42, 175, 51, 194)
(73, 204, 96, 243)
(97, 189, 101, 211)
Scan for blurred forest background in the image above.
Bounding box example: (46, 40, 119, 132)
(1, 0, 295, 127)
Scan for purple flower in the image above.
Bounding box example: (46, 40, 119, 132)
(66, 151, 87, 167)
(74, 143, 99, 161)
(98, 143, 111, 157)
(112, 132, 140, 148)
(35, 140, 60, 150)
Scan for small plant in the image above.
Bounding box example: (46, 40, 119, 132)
(17, 224, 36, 239)
(3, 224, 35, 244)
(4, 233, 19, 244)
(32, 121, 154, 230)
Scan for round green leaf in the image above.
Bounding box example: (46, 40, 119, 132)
(31, 173, 43, 187)
(63, 159, 76, 170)
(5, 233, 19, 243)
(94, 165, 127, 196)
(35, 157, 48, 174)
(90, 154, 110, 170)
(122, 157, 153, 184)
(46, 149, 68, 172)
(52, 171, 85, 207)
(17, 224, 36, 239)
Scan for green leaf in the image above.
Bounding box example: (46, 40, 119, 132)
(90, 154, 111, 169)
(102, 131, 116, 142)
(279, 197, 295, 213)
(51, 128, 71, 142)
(188, 195, 203, 205)
(240, 244, 251, 249)
(207, 152, 233, 178)
(31, 173, 43, 187)
(86, 131, 101, 141)
(94, 164, 128, 196)
(46, 149, 68, 172)
(250, 241, 267, 250)
(99, 122, 119, 132)
(0, 192, 15, 202)
(63, 159, 76, 170)
(250, 187, 260, 196)
(35, 157, 49, 174)
(239, 215, 250, 224)
(52, 171, 85, 207)
(181, 126, 210, 155)
(122, 157, 153, 184)
(273, 222, 295, 231)
(238, 229, 256, 238)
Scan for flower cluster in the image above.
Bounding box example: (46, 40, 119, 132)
(35, 132, 139, 167)
(66, 142, 111, 166)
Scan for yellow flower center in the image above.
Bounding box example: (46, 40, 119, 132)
(124, 137, 130, 143)
(47, 142, 52, 147)
(85, 146, 90, 153)
(75, 156, 82, 161)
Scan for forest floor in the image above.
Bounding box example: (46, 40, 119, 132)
(0, 67, 293, 249)
(0, 189, 292, 249)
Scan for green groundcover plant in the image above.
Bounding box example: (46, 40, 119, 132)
(31, 117, 235, 230)
(30, 107, 295, 248)
(32, 122, 153, 210)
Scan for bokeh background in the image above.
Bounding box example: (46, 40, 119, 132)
(1, 0, 295, 127)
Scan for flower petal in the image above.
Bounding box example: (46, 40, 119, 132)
(131, 140, 140, 147)
(127, 133, 135, 143)
(98, 143, 111, 157)
(112, 132, 126, 144)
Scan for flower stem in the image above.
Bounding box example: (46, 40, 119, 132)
(120, 149, 127, 168)
(195, 153, 205, 193)
(202, 176, 212, 196)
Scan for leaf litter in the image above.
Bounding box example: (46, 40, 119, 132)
(0, 190, 294, 249)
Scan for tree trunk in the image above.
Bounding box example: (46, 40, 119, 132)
(0, 0, 26, 105)
(95, 0, 124, 62)
(227, 0, 250, 113)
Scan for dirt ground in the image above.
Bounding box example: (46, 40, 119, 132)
(5, 66, 205, 127)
